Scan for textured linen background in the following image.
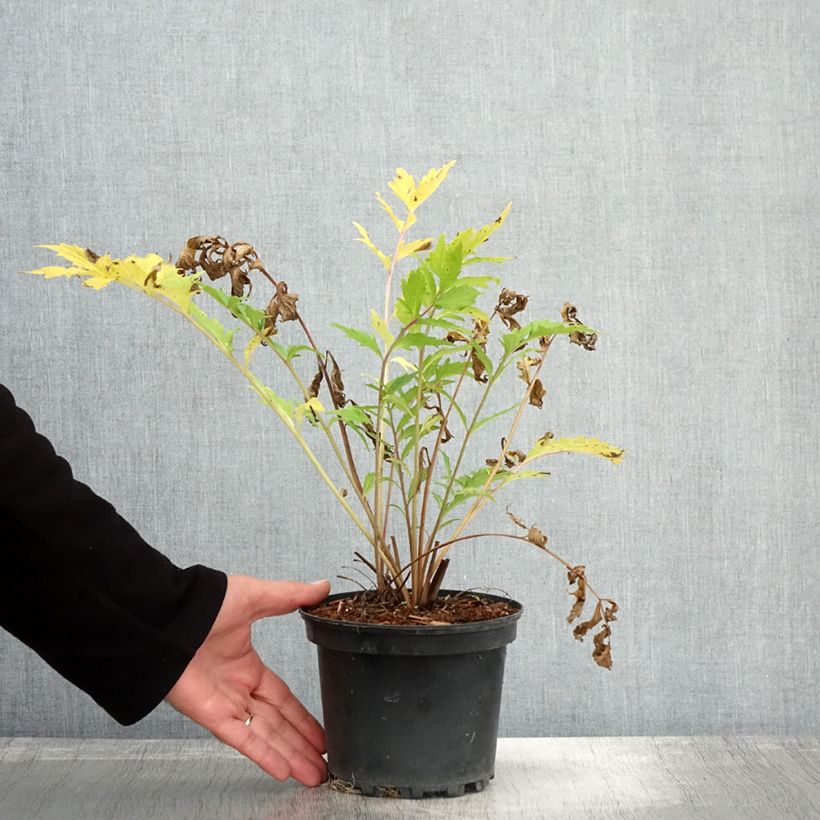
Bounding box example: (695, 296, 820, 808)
(0, 1, 817, 739)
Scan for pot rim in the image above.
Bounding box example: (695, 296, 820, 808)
(299, 587, 523, 636)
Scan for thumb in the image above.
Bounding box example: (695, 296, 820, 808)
(245, 578, 331, 620)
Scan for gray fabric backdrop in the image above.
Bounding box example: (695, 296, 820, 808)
(0, 0, 817, 739)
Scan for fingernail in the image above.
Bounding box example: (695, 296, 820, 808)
(311, 579, 329, 586)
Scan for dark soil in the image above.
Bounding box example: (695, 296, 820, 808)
(306, 590, 520, 626)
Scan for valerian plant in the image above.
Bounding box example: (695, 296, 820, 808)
(29, 161, 623, 669)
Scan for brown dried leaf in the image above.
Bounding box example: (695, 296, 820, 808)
(566, 565, 586, 624)
(326, 351, 346, 406)
(603, 599, 619, 623)
(592, 624, 613, 670)
(469, 319, 490, 383)
(264, 283, 299, 336)
(573, 600, 603, 641)
(529, 379, 546, 409)
(506, 510, 528, 530)
(526, 526, 547, 548)
(446, 330, 469, 343)
(496, 288, 529, 330)
(516, 356, 540, 384)
(561, 301, 597, 351)
(307, 368, 323, 399)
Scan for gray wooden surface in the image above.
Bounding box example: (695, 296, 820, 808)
(0, 736, 818, 819)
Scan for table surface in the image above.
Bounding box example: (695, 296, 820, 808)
(1, 736, 818, 819)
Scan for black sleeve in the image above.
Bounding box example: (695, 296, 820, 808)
(0, 383, 227, 725)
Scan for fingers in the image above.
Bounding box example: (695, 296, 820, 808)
(254, 667, 326, 755)
(241, 577, 330, 620)
(247, 707, 327, 786)
(212, 714, 326, 787)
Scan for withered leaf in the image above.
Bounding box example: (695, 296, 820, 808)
(506, 510, 528, 530)
(469, 319, 490, 383)
(446, 329, 469, 343)
(326, 351, 346, 407)
(529, 379, 546, 408)
(592, 624, 613, 670)
(516, 355, 540, 384)
(561, 301, 597, 351)
(526, 526, 547, 548)
(496, 288, 529, 330)
(264, 282, 299, 336)
(307, 368, 323, 399)
(573, 600, 603, 641)
(603, 599, 619, 623)
(566, 565, 586, 624)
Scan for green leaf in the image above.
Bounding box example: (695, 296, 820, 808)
(200, 284, 265, 333)
(395, 264, 437, 323)
(395, 333, 452, 351)
(436, 282, 479, 312)
(266, 341, 313, 362)
(188, 303, 238, 353)
(255, 384, 295, 422)
(363, 472, 375, 496)
(333, 323, 382, 356)
(473, 401, 519, 433)
(426, 235, 463, 287)
(501, 320, 597, 355)
(463, 255, 515, 266)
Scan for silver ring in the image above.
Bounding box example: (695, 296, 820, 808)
(244, 714, 254, 727)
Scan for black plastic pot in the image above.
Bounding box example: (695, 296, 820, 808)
(300, 589, 522, 798)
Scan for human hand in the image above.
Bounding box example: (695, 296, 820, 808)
(165, 575, 330, 786)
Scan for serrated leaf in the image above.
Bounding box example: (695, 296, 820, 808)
(390, 356, 417, 372)
(352, 222, 390, 269)
(333, 323, 382, 356)
(474, 401, 520, 433)
(188, 303, 237, 353)
(463, 255, 515, 266)
(526, 435, 625, 463)
(370, 308, 394, 347)
(501, 320, 597, 355)
(397, 237, 434, 261)
(455, 201, 512, 256)
(395, 332, 451, 350)
(374, 191, 407, 231)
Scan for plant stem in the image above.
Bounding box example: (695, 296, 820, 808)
(428, 336, 555, 579)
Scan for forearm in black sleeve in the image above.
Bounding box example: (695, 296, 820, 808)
(0, 383, 227, 725)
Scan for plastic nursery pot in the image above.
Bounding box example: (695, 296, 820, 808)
(300, 589, 522, 799)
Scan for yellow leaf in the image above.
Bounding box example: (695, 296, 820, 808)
(455, 201, 513, 256)
(38, 244, 97, 270)
(390, 356, 417, 372)
(396, 236, 434, 261)
(295, 396, 325, 423)
(374, 192, 406, 231)
(526, 435, 625, 463)
(387, 167, 417, 212)
(244, 334, 264, 367)
(28, 265, 82, 279)
(82, 276, 114, 290)
(352, 222, 390, 269)
(386, 161, 457, 214)
(412, 160, 456, 210)
(370, 308, 394, 347)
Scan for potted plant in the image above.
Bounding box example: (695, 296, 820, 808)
(29, 161, 623, 798)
